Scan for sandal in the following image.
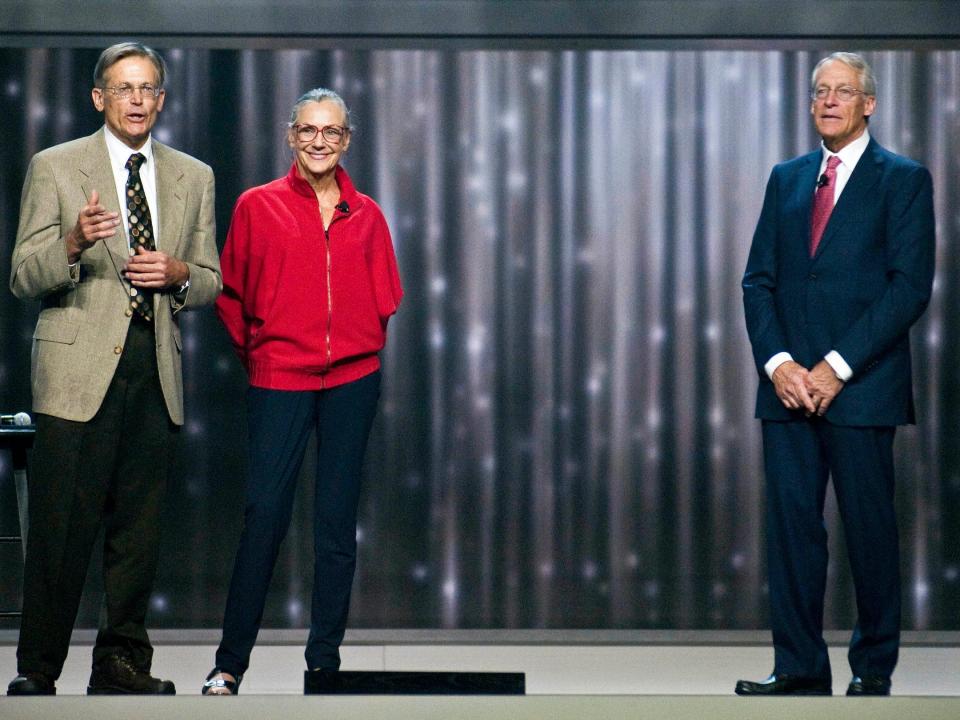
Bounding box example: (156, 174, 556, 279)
(202, 667, 242, 695)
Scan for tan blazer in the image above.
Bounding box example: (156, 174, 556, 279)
(9, 128, 222, 425)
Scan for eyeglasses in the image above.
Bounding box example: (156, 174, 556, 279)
(811, 85, 866, 102)
(99, 84, 163, 99)
(292, 123, 349, 145)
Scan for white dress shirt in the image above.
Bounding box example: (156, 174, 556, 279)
(764, 129, 871, 383)
(103, 125, 160, 251)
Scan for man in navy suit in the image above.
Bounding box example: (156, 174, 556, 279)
(737, 52, 935, 697)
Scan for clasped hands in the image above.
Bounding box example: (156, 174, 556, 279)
(65, 189, 189, 289)
(772, 360, 844, 416)
(124, 246, 189, 290)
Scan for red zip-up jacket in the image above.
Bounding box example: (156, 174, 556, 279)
(216, 162, 402, 390)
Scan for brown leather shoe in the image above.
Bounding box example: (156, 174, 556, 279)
(87, 653, 176, 695)
(735, 673, 832, 695)
(7, 673, 56, 696)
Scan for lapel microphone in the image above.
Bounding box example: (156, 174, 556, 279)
(817, 173, 829, 189)
(335, 201, 350, 213)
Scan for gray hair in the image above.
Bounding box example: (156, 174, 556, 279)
(93, 42, 167, 88)
(811, 52, 877, 97)
(288, 88, 351, 129)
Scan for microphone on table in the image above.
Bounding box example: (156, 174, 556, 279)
(0, 412, 32, 426)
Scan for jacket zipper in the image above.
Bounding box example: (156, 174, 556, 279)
(323, 222, 333, 376)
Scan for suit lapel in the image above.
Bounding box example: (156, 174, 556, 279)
(79, 129, 128, 280)
(789, 151, 821, 256)
(154, 142, 186, 257)
(812, 139, 883, 260)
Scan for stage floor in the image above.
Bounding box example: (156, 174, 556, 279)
(1, 694, 960, 720)
(1, 629, 958, 698)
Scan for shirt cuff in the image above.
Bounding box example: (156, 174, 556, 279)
(824, 350, 852, 382)
(764, 352, 794, 380)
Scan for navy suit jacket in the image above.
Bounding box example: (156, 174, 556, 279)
(742, 137, 935, 426)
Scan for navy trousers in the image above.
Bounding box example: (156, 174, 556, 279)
(762, 418, 900, 681)
(215, 371, 381, 675)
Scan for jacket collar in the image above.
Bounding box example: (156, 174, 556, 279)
(78, 130, 130, 279)
(285, 161, 362, 211)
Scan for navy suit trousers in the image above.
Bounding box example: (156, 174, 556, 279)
(762, 419, 900, 681)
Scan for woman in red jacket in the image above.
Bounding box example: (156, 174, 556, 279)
(203, 88, 402, 695)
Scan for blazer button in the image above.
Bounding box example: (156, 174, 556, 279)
(808, 273, 817, 280)
(125, 308, 133, 317)
(114, 345, 122, 355)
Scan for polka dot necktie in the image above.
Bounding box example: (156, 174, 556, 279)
(125, 152, 155, 321)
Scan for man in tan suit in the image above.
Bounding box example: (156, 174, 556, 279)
(7, 43, 221, 696)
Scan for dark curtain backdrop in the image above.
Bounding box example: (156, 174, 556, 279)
(0, 48, 958, 631)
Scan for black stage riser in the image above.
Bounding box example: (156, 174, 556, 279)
(304, 670, 525, 695)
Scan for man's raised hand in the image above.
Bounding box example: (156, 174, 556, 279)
(66, 189, 119, 263)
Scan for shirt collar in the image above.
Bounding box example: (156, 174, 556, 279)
(820, 128, 870, 169)
(103, 124, 154, 172)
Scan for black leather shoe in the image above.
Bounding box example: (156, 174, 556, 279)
(7, 673, 56, 696)
(847, 675, 891, 696)
(304, 667, 339, 695)
(735, 673, 832, 695)
(87, 653, 176, 695)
